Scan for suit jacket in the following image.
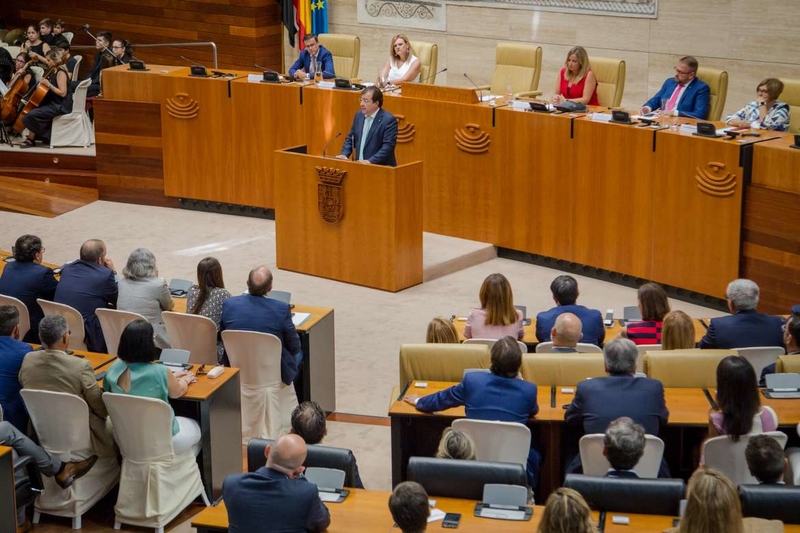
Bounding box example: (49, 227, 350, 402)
(0, 261, 58, 343)
(117, 277, 174, 349)
(220, 295, 303, 385)
(19, 349, 116, 457)
(605, 469, 639, 479)
(340, 108, 398, 166)
(54, 260, 118, 353)
(222, 466, 330, 533)
(698, 310, 784, 350)
(551, 346, 578, 353)
(0, 336, 31, 431)
(288, 46, 335, 79)
(536, 304, 605, 346)
(643, 77, 710, 119)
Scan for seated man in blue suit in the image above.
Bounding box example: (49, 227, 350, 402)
(0, 234, 58, 343)
(0, 305, 31, 431)
(536, 275, 605, 346)
(338, 86, 398, 166)
(288, 33, 335, 80)
(404, 336, 541, 486)
(761, 314, 800, 384)
(699, 279, 784, 350)
(223, 433, 331, 533)
(565, 338, 669, 475)
(604, 417, 645, 479)
(220, 265, 303, 385)
(641, 56, 710, 119)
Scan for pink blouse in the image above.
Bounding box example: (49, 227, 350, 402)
(463, 308, 525, 340)
(709, 406, 778, 436)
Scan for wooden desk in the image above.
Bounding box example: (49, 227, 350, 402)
(752, 134, 800, 193)
(73, 350, 116, 371)
(102, 64, 185, 103)
(0, 446, 14, 533)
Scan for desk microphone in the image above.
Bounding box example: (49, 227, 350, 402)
(83, 23, 123, 65)
(418, 67, 447, 85)
(180, 55, 204, 67)
(254, 64, 282, 76)
(322, 132, 342, 158)
(463, 72, 484, 102)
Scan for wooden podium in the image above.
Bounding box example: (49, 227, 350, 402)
(274, 148, 423, 292)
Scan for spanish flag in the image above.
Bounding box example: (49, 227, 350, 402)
(295, 0, 312, 49)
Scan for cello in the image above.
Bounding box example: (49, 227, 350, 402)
(0, 60, 34, 127)
(13, 56, 66, 133)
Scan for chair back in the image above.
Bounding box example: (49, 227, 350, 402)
(399, 343, 490, 387)
(221, 330, 283, 386)
(37, 298, 87, 351)
(490, 42, 542, 96)
(29, 66, 44, 83)
(95, 308, 147, 355)
(3, 29, 24, 45)
(644, 349, 736, 388)
(247, 438, 360, 487)
(703, 431, 788, 486)
(777, 354, 800, 373)
(71, 55, 82, 81)
(451, 419, 530, 468)
(579, 433, 665, 478)
(464, 338, 528, 353)
(696, 67, 728, 121)
(564, 474, 685, 515)
(162, 311, 218, 365)
(520, 353, 605, 386)
(781, 78, 800, 134)
(591, 56, 626, 108)
(20, 389, 92, 453)
(411, 41, 438, 84)
(102, 392, 174, 461)
(0, 294, 30, 340)
(739, 484, 800, 524)
(736, 346, 785, 381)
(535, 342, 602, 354)
(407, 457, 527, 500)
(63, 32, 74, 44)
(636, 344, 662, 373)
(317, 33, 360, 79)
(70, 78, 91, 114)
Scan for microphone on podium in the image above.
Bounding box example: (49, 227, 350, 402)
(322, 132, 343, 158)
(417, 67, 448, 85)
(463, 72, 484, 102)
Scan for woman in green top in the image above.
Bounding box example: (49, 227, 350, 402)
(102, 320, 201, 455)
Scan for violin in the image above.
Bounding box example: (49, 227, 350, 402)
(0, 60, 34, 127)
(13, 57, 66, 133)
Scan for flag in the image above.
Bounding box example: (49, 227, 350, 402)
(312, 0, 329, 35)
(295, 0, 312, 49)
(277, 0, 298, 48)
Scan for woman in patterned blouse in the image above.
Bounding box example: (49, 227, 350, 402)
(187, 257, 231, 364)
(725, 78, 790, 131)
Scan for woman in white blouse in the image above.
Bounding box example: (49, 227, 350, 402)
(379, 34, 421, 85)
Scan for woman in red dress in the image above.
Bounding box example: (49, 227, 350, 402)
(551, 46, 599, 106)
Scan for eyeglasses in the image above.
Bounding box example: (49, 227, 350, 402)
(359, 98, 373, 104)
(112, 46, 123, 49)
(756, 88, 769, 94)
(674, 67, 693, 75)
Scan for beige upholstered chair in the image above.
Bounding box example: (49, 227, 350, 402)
(780, 78, 800, 134)
(591, 57, 626, 108)
(643, 349, 736, 388)
(411, 41, 438, 84)
(398, 343, 490, 387)
(696, 67, 729, 121)
(479, 42, 543, 98)
(776, 354, 800, 373)
(519, 354, 605, 386)
(317, 33, 360, 79)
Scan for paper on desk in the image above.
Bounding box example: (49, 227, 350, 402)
(428, 508, 446, 522)
(247, 74, 262, 83)
(292, 312, 311, 327)
(509, 100, 530, 110)
(480, 94, 498, 102)
(317, 81, 335, 88)
(590, 113, 613, 122)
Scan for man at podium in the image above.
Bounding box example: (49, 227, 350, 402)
(337, 87, 397, 166)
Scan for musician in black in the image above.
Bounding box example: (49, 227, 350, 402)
(86, 31, 116, 98)
(19, 49, 71, 148)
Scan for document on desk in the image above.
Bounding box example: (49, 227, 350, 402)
(590, 113, 613, 122)
(428, 508, 446, 522)
(292, 312, 311, 327)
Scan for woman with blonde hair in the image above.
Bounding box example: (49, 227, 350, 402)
(464, 273, 524, 340)
(436, 428, 476, 460)
(426, 317, 459, 344)
(667, 466, 781, 533)
(537, 487, 597, 533)
(379, 34, 421, 85)
(551, 46, 599, 106)
(661, 310, 695, 350)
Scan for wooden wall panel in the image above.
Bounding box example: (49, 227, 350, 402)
(5, 0, 283, 71)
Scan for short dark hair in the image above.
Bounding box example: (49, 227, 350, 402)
(39, 18, 53, 29)
(79, 239, 106, 262)
(489, 336, 523, 378)
(13, 234, 42, 262)
(0, 305, 20, 336)
(786, 315, 800, 345)
(745, 435, 785, 483)
(679, 56, 698, 72)
(362, 86, 383, 107)
(97, 31, 112, 44)
(604, 417, 646, 471)
(551, 275, 578, 306)
(291, 401, 327, 445)
(304, 33, 318, 43)
(117, 320, 158, 364)
(388, 481, 429, 533)
(39, 314, 69, 347)
(246, 267, 272, 297)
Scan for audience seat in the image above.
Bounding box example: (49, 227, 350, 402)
(644, 349, 736, 388)
(787, 422, 800, 486)
(464, 338, 528, 353)
(0, 295, 30, 341)
(775, 354, 800, 373)
(739, 484, 800, 524)
(37, 299, 88, 352)
(412, 41, 438, 84)
(50, 78, 94, 148)
(317, 34, 360, 79)
(519, 353, 605, 386)
(591, 56, 626, 108)
(564, 473, 685, 515)
(579, 433, 665, 478)
(162, 311, 218, 366)
(703, 431, 787, 486)
(636, 344, 662, 373)
(96, 308, 147, 355)
(407, 457, 526, 500)
(398, 344, 490, 387)
(780, 77, 800, 134)
(451, 419, 530, 470)
(247, 438, 360, 488)
(535, 342, 602, 354)
(14, 454, 43, 529)
(696, 67, 729, 121)
(737, 346, 785, 382)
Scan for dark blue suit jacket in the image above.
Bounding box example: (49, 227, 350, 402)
(288, 46, 335, 79)
(54, 260, 117, 353)
(340, 108, 398, 166)
(220, 295, 303, 385)
(222, 466, 330, 533)
(643, 77, 710, 119)
(536, 304, 605, 346)
(698, 310, 784, 350)
(0, 261, 58, 343)
(0, 336, 31, 431)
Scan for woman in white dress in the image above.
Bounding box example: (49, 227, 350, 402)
(379, 34, 421, 85)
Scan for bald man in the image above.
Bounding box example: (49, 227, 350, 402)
(550, 313, 583, 353)
(223, 434, 331, 532)
(220, 265, 303, 384)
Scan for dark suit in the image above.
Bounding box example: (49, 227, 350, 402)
(415, 371, 540, 486)
(605, 469, 639, 479)
(535, 304, 605, 346)
(698, 310, 784, 350)
(340, 108, 398, 166)
(222, 466, 330, 533)
(288, 46, 335, 79)
(54, 260, 117, 353)
(0, 261, 58, 343)
(0, 336, 31, 431)
(220, 295, 303, 385)
(643, 77, 710, 119)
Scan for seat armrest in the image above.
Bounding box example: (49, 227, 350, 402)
(476, 84, 490, 91)
(515, 90, 543, 99)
